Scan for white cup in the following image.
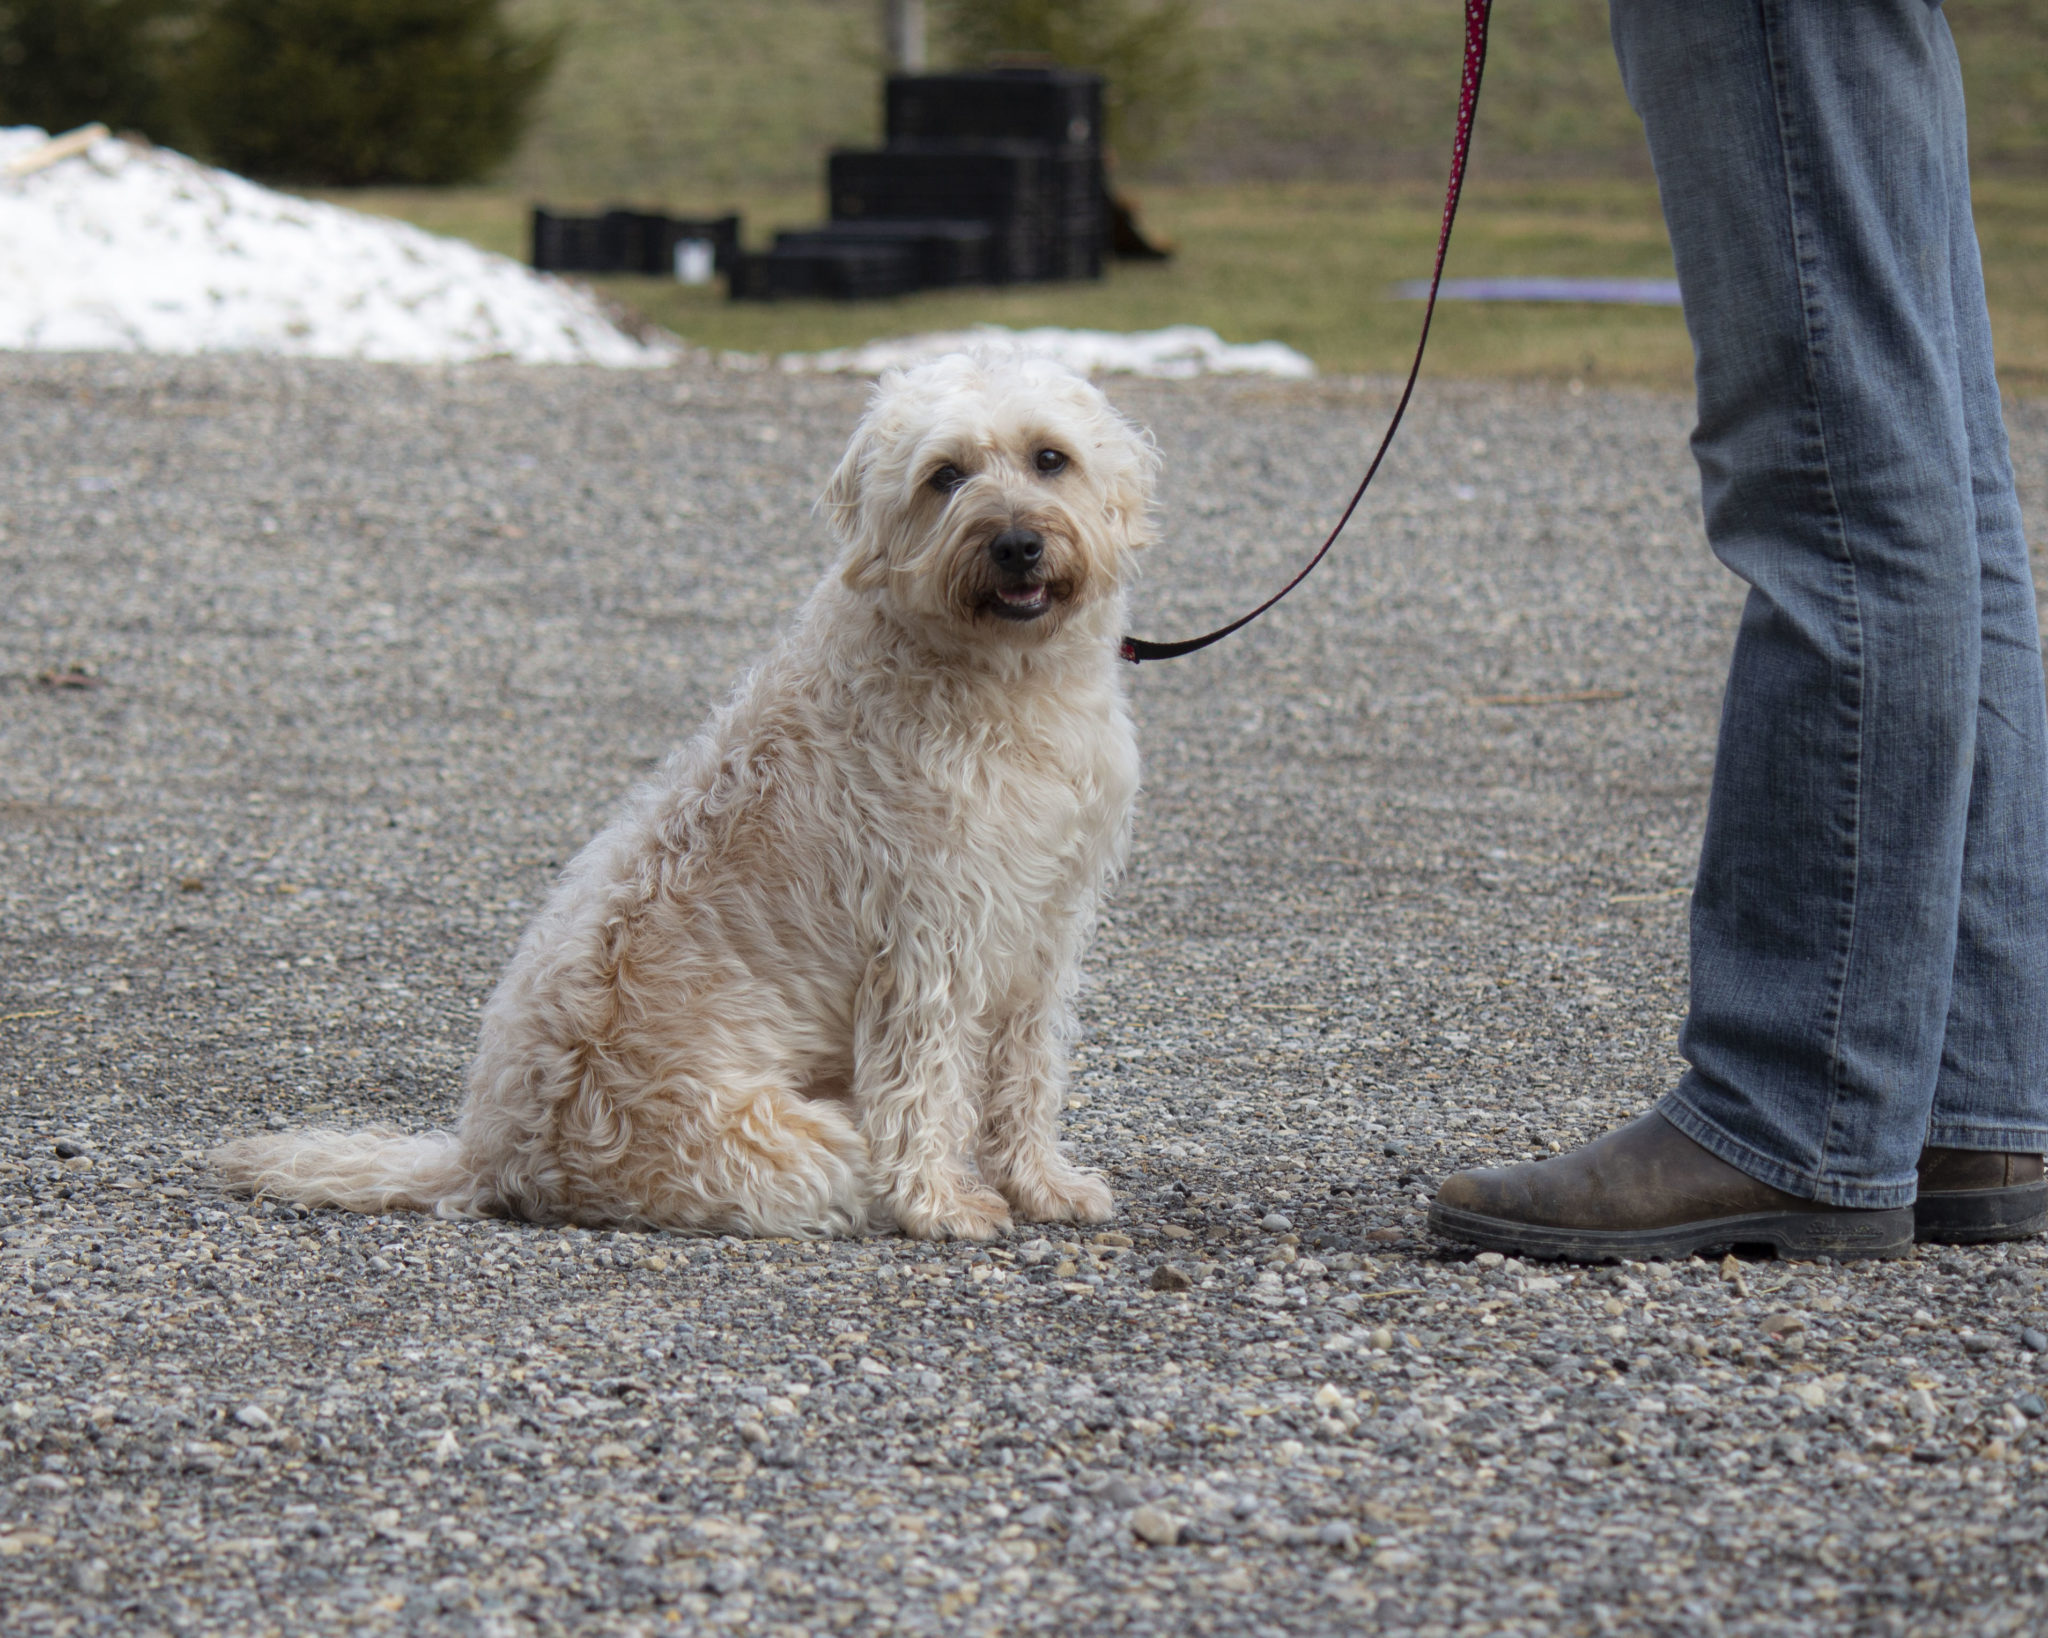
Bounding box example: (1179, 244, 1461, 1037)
(673, 239, 716, 284)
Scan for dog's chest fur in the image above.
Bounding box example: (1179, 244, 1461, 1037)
(770, 621, 1136, 992)
(876, 664, 1136, 956)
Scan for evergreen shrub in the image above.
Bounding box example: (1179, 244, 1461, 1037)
(181, 0, 560, 185)
(0, 0, 192, 139)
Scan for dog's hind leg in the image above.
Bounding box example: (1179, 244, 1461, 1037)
(977, 997, 1114, 1225)
(554, 1073, 871, 1237)
(692, 1086, 872, 1237)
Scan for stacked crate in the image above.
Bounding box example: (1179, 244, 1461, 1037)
(531, 209, 741, 278)
(752, 220, 996, 293)
(733, 67, 1107, 301)
(875, 68, 1106, 281)
(727, 239, 922, 301)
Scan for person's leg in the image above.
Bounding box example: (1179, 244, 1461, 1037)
(1624, 0, 2046, 1205)
(1431, 0, 2048, 1258)
(1919, 3, 2048, 1158)
(1913, 0, 2048, 1238)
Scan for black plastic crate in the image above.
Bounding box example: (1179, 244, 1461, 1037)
(603, 210, 674, 275)
(530, 209, 608, 273)
(617, 211, 741, 276)
(885, 69, 1103, 153)
(1047, 216, 1106, 282)
(775, 219, 995, 289)
(1050, 148, 1106, 224)
(830, 143, 1056, 226)
(830, 146, 1103, 279)
(531, 209, 741, 276)
(830, 144, 1080, 282)
(729, 241, 921, 302)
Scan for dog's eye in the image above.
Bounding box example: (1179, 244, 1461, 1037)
(1034, 448, 1069, 476)
(928, 464, 964, 494)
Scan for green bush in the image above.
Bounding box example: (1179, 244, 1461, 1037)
(181, 0, 560, 185)
(934, 0, 1205, 167)
(0, 0, 193, 139)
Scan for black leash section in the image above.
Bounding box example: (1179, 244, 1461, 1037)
(1120, 0, 1493, 665)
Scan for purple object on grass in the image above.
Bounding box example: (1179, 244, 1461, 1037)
(1396, 277, 1683, 305)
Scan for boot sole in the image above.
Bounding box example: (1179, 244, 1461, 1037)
(1914, 1180, 2048, 1244)
(1426, 1202, 1915, 1263)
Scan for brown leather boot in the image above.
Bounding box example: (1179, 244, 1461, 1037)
(1914, 1148, 2047, 1243)
(1428, 1111, 1914, 1263)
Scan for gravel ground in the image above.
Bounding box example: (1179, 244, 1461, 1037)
(4, 352, 2048, 1637)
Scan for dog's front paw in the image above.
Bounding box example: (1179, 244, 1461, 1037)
(890, 1181, 1014, 1242)
(999, 1162, 1114, 1225)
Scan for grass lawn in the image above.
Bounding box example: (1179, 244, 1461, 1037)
(317, 175, 2048, 394)
(320, 2, 2048, 389)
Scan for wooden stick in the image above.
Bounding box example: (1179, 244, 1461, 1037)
(3, 123, 111, 180)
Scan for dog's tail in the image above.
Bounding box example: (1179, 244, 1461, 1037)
(212, 1127, 474, 1215)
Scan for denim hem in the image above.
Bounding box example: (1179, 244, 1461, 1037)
(1923, 1122, 2048, 1152)
(1657, 1091, 1919, 1209)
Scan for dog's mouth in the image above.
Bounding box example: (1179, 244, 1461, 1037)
(978, 577, 1074, 623)
(987, 582, 1054, 621)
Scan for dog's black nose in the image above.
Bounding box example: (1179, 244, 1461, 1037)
(989, 528, 1044, 575)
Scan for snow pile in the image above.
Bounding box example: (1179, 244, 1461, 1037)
(0, 127, 675, 367)
(0, 125, 1316, 377)
(783, 323, 1316, 380)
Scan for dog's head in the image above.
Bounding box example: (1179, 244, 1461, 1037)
(821, 353, 1158, 650)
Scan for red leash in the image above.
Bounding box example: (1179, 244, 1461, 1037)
(1120, 0, 1493, 665)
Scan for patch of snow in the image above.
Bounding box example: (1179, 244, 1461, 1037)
(781, 323, 1315, 380)
(0, 127, 675, 367)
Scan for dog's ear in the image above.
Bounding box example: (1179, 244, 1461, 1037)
(821, 419, 890, 592)
(1098, 416, 1163, 553)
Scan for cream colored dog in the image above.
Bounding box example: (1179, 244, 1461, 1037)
(215, 353, 1155, 1240)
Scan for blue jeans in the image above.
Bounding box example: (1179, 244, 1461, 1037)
(1610, 0, 2048, 1206)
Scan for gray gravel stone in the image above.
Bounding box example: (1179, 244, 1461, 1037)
(3, 353, 2048, 1636)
